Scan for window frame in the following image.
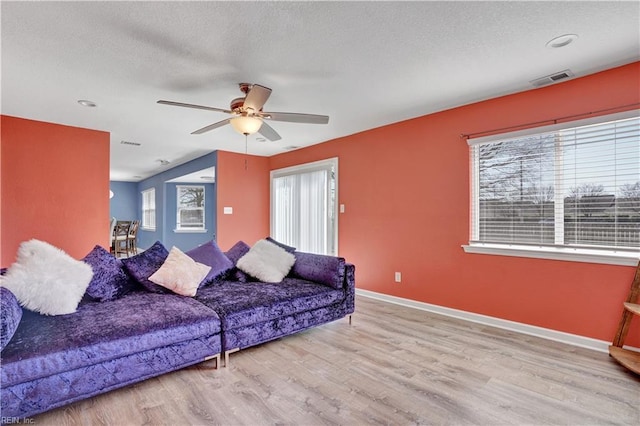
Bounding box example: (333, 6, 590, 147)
(464, 109, 640, 266)
(175, 184, 206, 233)
(141, 188, 156, 231)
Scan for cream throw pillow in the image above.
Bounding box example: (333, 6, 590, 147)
(148, 246, 211, 296)
(236, 239, 296, 283)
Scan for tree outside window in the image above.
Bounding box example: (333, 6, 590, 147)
(177, 185, 205, 230)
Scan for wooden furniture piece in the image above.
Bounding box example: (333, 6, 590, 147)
(113, 221, 132, 258)
(127, 220, 140, 255)
(609, 261, 640, 374)
(108, 217, 117, 253)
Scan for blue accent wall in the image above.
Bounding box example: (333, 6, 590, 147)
(136, 152, 218, 251)
(109, 181, 138, 221)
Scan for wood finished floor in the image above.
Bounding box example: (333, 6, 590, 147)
(33, 295, 639, 425)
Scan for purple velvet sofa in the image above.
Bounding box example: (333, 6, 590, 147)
(0, 289, 222, 419)
(0, 244, 355, 419)
(196, 250, 356, 364)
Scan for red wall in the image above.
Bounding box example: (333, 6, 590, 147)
(269, 62, 640, 344)
(216, 150, 270, 251)
(1, 116, 110, 265)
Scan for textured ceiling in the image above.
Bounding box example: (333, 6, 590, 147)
(2, 1, 639, 181)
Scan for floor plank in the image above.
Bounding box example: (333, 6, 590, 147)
(32, 295, 640, 425)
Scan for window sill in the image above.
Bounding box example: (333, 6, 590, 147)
(174, 229, 208, 234)
(140, 227, 156, 232)
(462, 243, 639, 266)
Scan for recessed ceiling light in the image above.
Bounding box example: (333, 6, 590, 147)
(133, 175, 142, 179)
(158, 159, 170, 166)
(200, 176, 215, 180)
(77, 99, 97, 107)
(546, 34, 578, 49)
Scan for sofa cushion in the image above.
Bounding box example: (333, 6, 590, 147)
(0, 291, 221, 388)
(224, 241, 251, 282)
(290, 252, 346, 290)
(122, 241, 169, 293)
(1, 239, 93, 315)
(237, 239, 296, 283)
(186, 240, 233, 286)
(149, 246, 211, 297)
(82, 245, 136, 301)
(0, 287, 22, 352)
(195, 278, 345, 330)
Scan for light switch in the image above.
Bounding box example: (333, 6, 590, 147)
(223, 207, 233, 215)
(340, 204, 345, 213)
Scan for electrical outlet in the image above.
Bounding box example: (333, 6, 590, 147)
(394, 272, 402, 283)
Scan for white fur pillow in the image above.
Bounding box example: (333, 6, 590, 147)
(1, 239, 93, 315)
(149, 246, 211, 297)
(237, 239, 296, 283)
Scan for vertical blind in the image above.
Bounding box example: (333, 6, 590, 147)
(271, 159, 337, 255)
(469, 113, 640, 250)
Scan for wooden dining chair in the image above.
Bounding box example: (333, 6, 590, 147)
(113, 221, 132, 258)
(127, 220, 140, 255)
(108, 217, 117, 253)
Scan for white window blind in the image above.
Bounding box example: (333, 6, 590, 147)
(176, 185, 205, 230)
(469, 112, 640, 252)
(141, 188, 156, 230)
(271, 158, 337, 255)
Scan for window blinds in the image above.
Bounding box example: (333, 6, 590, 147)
(469, 113, 640, 250)
(271, 159, 337, 255)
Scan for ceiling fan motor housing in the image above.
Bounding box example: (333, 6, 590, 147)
(230, 97, 246, 112)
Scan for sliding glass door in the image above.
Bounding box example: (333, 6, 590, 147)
(271, 158, 338, 255)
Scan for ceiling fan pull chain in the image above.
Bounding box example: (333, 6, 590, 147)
(245, 133, 248, 171)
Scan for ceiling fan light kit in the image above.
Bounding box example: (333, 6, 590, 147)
(158, 82, 329, 142)
(230, 116, 263, 135)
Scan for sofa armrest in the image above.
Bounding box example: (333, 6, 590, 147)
(290, 252, 346, 289)
(342, 263, 356, 315)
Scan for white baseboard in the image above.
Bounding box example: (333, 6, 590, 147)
(356, 289, 638, 354)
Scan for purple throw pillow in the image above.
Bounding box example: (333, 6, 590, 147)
(224, 241, 251, 282)
(290, 252, 346, 290)
(186, 240, 233, 287)
(121, 241, 170, 293)
(266, 237, 296, 253)
(1, 287, 22, 351)
(82, 245, 136, 301)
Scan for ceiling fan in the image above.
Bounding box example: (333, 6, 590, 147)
(157, 83, 329, 141)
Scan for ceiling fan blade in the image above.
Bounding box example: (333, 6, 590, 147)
(157, 100, 231, 114)
(262, 111, 329, 124)
(243, 84, 272, 112)
(191, 118, 231, 135)
(258, 121, 282, 141)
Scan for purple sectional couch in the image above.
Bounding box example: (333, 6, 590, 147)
(196, 251, 355, 364)
(0, 289, 223, 419)
(0, 245, 355, 419)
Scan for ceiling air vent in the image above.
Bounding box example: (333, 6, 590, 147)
(120, 140, 141, 146)
(530, 69, 574, 88)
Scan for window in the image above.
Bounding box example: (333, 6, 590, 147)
(466, 111, 639, 264)
(141, 188, 156, 230)
(176, 185, 205, 231)
(271, 158, 338, 255)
